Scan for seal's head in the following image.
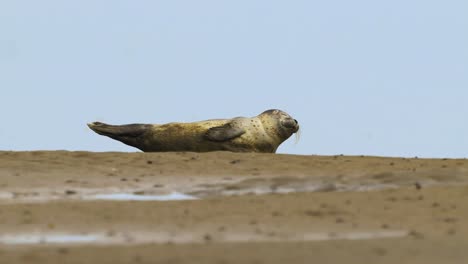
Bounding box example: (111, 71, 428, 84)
(258, 109, 299, 141)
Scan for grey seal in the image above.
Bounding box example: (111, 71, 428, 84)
(88, 109, 299, 153)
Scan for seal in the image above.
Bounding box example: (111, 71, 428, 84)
(87, 109, 299, 153)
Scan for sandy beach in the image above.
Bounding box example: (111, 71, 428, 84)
(1, 151, 468, 263)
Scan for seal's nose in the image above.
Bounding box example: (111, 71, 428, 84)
(282, 118, 298, 130)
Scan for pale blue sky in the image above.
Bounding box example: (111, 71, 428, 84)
(1, 1, 467, 157)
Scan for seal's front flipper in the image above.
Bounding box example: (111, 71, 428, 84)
(205, 123, 245, 142)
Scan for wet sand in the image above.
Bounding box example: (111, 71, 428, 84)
(1, 151, 468, 263)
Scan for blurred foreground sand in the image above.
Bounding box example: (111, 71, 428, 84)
(0, 151, 467, 263)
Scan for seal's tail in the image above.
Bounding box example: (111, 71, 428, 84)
(87, 122, 151, 150)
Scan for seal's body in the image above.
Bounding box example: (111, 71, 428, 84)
(88, 109, 299, 153)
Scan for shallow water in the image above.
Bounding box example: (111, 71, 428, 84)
(0, 234, 101, 245)
(0, 230, 408, 245)
(87, 192, 197, 201)
(0, 191, 198, 203)
(2, 176, 465, 203)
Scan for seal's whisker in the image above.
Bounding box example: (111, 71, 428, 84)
(294, 128, 301, 145)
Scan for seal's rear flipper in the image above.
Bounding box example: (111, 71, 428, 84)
(87, 122, 151, 150)
(88, 122, 150, 137)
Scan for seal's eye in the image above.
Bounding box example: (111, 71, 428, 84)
(294, 119, 298, 124)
